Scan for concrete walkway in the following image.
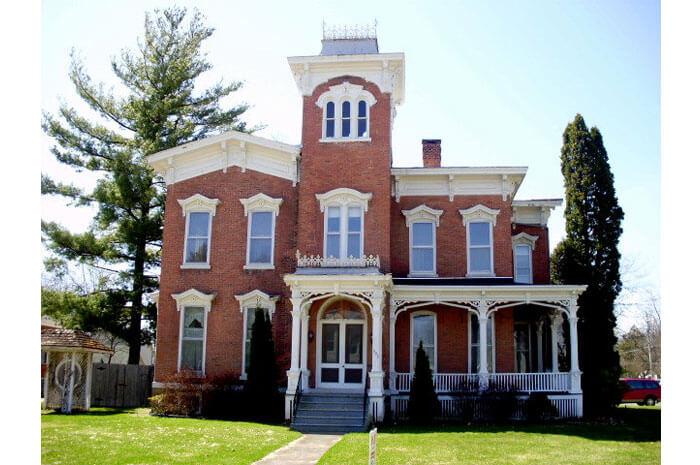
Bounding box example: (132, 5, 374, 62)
(252, 434, 343, 465)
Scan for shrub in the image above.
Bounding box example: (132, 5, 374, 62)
(149, 371, 203, 417)
(243, 308, 282, 422)
(407, 341, 440, 424)
(525, 392, 558, 422)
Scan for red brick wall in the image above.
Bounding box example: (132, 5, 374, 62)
(513, 224, 551, 284)
(297, 76, 393, 273)
(495, 308, 515, 372)
(154, 168, 297, 383)
(391, 196, 514, 277)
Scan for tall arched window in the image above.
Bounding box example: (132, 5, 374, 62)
(325, 102, 335, 138)
(341, 101, 351, 137)
(357, 100, 368, 137)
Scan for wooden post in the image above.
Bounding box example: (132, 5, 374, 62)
(61, 352, 76, 413)
(369, 427, 377, 465)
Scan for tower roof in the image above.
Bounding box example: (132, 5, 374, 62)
(320, 22, 379, 56)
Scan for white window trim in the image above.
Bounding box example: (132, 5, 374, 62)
(235, 289, 279, 380)
(460, 205, 500, 277)
(240, 193, 283, 270)
(410, 311, 438, 374)
(403, 205, 443, 277)
(172, 288, 216, 376)
(468, 313, 496, 373)
(178, 194, 220, 269)
(316, 82, 377, 142)
(317, 188, 372, 259)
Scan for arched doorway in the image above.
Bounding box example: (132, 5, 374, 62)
(316, 299, 367, 390)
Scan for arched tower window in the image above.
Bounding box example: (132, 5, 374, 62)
(357, 100, 368, 137)
(341, 101, 351, 137)
(316, 82, 377, 142)
(325, 102, 335, 138)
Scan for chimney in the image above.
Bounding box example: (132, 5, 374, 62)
(422, 139, 441, 167)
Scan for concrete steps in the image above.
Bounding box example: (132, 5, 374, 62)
(292, 391, 367, 434)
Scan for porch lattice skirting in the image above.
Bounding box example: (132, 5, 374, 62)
(390, 393, 584, 420)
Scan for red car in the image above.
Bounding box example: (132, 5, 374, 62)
(620, 378, 661, 406)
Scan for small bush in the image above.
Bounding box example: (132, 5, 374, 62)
(525, 392, 558, 422)
(407, 342, 440, 424)
(149, 371, 203, 417)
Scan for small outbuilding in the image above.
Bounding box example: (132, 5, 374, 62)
(41, 328, 114, 412)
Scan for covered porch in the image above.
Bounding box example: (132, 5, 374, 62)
(389, 280, 587, 418)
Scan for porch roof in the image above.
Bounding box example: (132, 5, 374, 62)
(41, 328, 114, 354)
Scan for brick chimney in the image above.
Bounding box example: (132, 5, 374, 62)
(422, 139, 442, 167)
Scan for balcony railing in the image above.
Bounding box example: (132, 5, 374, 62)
(394, 372, 571, 393)
(295, 250, 380, 268)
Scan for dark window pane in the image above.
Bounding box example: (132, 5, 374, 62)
(342, 119, 351, 137)
(188, 212, 209, 237)
(345, 324, 363, 364)
(358, 119, 367, 137)
(326, 101, 335, 118)
(342, 101, 351, 117)
(358, 100, 367, 117)
(326, 119, 334, 137)
(181, 340, 203, 371)
(344, 368, 363, 383)
(321, 368, 339, 383)
(322, 324, 340, 363)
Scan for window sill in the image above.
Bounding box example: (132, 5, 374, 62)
(408, 272, 438, 278)
(244, 263, 275, 270)
(466, 272, 496, 278)
(180, 263, 211, 270)
(319, 137, 372, 143)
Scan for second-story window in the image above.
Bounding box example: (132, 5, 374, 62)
(185, 212, 211, 263)
(325, 205, 363, 258)
(248, 212, 274, 265)
(468, 222, 493, 275)
(411, 222, 436, 275)
(514, 245, 532, 284)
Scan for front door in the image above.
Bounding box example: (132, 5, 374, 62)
(318, 304, 366, 389)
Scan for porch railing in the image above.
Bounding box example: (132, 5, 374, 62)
(394, 372, 570, 393)
(295, 250, 380, 268)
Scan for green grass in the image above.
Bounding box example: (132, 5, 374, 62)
(318, 406, 660, 465)
(41, 408, 301, 465)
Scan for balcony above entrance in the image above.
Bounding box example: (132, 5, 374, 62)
(294, 250, 381, 275)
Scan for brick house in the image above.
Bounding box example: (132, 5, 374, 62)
(148, 29, 586, 431)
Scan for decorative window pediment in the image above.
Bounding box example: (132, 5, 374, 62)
(178, 194, 221, 216)
(402, 204, 444, 227)
(316, 82, 377, 109)
(171, 288, 216, 313)
(239, 193, 283, 216)
(512, 232, 539, 250)
(459, 204, 500, 226)
(234, 289, 279, 315)
(316, 188, 372, 212)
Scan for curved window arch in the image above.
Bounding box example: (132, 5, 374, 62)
(316, 82, 377, 141)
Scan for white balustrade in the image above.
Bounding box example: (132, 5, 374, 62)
(393, 372, 570, 393)
(295, 250, 380, 268)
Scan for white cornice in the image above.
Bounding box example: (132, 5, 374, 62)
(147, 130, 300, 186)
(171, 288, 216, 312)
(460, 204, 501, 226)
(316, 188, 373, 212)
(234, 289, 279, 313)
(402, 204, 444, 227)
(177, 194, 221, 216)
(287, 52, 405, 104)
(512, 232, 539, 250)
(511, 199, 562, 226)
(239, 193, 283, 216)
(391, 167, 527, 202)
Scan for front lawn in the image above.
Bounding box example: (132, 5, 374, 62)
(41, 408, 301, 465)
(318, 406, 660, 465)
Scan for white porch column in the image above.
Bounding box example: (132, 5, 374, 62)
(568, 301, 582, 396)
(285, 295, 303, 420)
(550, 313, 562, 373)
(368, 293, 385, 422)
(536, 319, 544, 372)
(478, 303, 490, 391)
(389, 307, 397, 393)
(300, 307, 310, 390)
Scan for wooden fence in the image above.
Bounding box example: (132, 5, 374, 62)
(91, 363, 154, 408)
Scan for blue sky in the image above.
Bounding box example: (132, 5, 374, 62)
(41, 0, 660, 324)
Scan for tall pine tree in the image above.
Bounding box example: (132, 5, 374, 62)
(244, 308, 279, 420)
(551, 114, 624, 416)
(407, 341, 440, 424)
(42, 7, 253, 363)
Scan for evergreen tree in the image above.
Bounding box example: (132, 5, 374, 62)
(551, 114, 624, 416)
(244, 308, 279, 420)
(407, 341, 440, 424)
(42, 7, 253, 363)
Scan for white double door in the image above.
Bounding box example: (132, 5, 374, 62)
(318, 319, 366, 389)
